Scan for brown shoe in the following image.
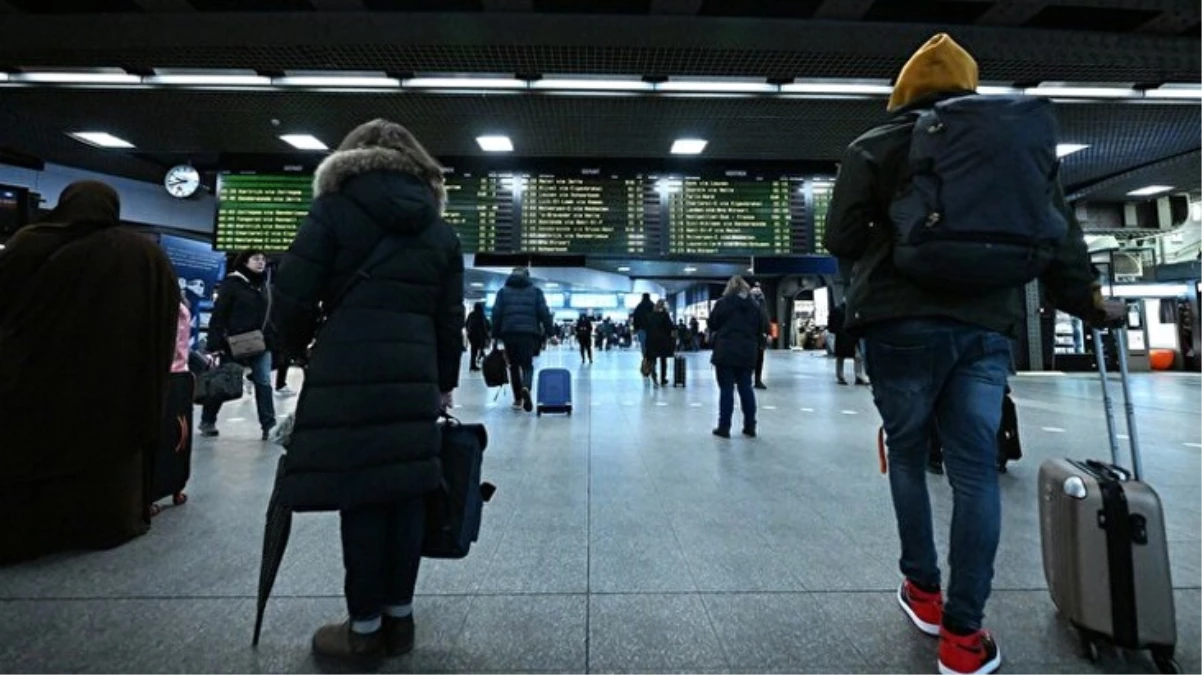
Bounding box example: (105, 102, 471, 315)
(383, 615, 416, 656)
(311, 620, 384, 662)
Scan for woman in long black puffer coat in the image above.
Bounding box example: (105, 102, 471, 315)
(644, 299, 677, 387)
(271, 119, 464, 662)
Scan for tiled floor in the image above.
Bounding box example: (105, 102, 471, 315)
(1, 347, 1199, 674)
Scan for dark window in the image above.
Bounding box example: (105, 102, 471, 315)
(531, 0, 651, 13)
(863, 0, 990, 24)
(1024, 5, 1161, 33)
(699, 0, 822, 19)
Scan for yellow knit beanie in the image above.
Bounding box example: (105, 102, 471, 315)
(888, 33, 979, 112)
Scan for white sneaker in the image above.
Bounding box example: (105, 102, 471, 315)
(276, 386, 297, 397)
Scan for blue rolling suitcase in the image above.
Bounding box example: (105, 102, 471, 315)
(536, 367, 572, 416)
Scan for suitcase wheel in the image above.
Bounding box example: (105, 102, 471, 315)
(149, 503, 162, 517)
(173, 492, 188, 506)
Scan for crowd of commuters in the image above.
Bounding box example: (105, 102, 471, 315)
(0, 30, 1136, 675)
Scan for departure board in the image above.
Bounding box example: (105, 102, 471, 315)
(519, 175, 651, 254)
(215, 174, 311, 252)
(666, 177, 798, 255)
(443, 173, 510, 253)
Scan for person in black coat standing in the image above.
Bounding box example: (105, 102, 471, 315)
(271, 119, 464, 662)
(201, 249, 276, 439)
(465, 301, 491, 371)
(645, 299, 677, 387)
(709, 276, 768, 438)
(829, 303, 868, 385)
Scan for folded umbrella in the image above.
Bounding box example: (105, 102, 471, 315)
(252, 459, 293, 646)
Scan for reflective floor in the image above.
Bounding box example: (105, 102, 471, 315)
(1, 347, 1199, 674)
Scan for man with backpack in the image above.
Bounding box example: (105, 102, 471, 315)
(491, 267, 554, 412)
(824, 33, 1124, 675)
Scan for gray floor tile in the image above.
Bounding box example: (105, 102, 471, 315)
(703, 592, 864, 671)
(477, 528, 588, 594)
(587, 594, 727, 673)
(452, 594, 587, 672)
(589, 531, 697, 593)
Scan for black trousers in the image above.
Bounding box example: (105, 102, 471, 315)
(275, 352, 292, 390)
(469, 341, 486, 369)
(579, 337, 593, 362)
(340, 498, 425, 621)
(503, 334, 538, 400)
(755, 347, 766, 384)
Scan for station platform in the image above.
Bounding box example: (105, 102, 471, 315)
(1, 349, 1198, 674)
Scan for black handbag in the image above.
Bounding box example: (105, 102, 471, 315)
(194, 361, 245, 405)
(482, 348, 509, 388)
(422, 416, 495, 559)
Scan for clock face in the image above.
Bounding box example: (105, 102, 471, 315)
(164, 165, 201, 199)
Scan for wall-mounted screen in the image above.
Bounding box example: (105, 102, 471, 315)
(519, 174, 655, 254)
(215, 174, 310, 252)
(664, 176, 803, 255)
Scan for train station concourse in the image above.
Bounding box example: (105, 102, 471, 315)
(0, 1, 1200, 674)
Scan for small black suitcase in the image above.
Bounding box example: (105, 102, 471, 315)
(673, 355, 687, 387)
(423, 416, 495, 559)
(149, 372, 194, 515)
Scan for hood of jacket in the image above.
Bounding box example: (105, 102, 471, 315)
(505, 272, 533, 289)
(888, 33, 979, 112)
(312, 146, 443, 236)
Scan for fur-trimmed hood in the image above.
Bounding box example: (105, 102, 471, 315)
(314, 146, 443, 200)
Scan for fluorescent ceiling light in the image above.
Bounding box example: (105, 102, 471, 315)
(1127, 185, 1174, 197)
(476, 135, 514, 152)
(545, 282, 560, 288)
(683, 266, 698, 273)
(17, 71, 141, 84)
(530, 77, 653, 92)
(470, 282, 485, 288)
(0, 74, 7, 83)
(1025, 85, 1136, 99)
(279, 134, 329, 151)
(671, 139, 708, 155)
(149, 73, 270, 86)
(404, 77, 526, 90)
(657, 79, 777, 93)
(68, 131, 135, 148)
(1143, 85, 1202, 100)
(780, 81, 892, 95)
(275, 75, 399, 88)
(1056, 144, 1090, 158)
(978, 85, 1021, 96)
(617, 266, 631, 272)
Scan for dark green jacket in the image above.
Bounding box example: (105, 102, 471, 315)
(823, 98, 1102, 338)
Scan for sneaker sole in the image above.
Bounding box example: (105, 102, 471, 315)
(897, 583, 941, 637)
(938, 648, 1001, 675)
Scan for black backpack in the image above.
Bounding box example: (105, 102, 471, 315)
(422, 416, 495, 559)
(889, 94, 1068, 294)
(482, 348, 509, 388)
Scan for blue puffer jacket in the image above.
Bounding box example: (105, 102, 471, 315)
(492, 273, 553, 339)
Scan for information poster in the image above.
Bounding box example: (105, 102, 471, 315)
(158, 234, 226, 347)
(666, 177, 795, 255)
(520, 175, 649, 254)
(215, 174, 311, 252)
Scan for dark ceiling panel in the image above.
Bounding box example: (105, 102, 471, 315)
(7, 0, 144, 12)
(1024, 5, 1161, 33)
(863, 0, 992, 25)
(698, 0, 822, 19)
(364, 0, 482, 9)
(187, 0, 314, 10)
(530, 0, 651, 13)
(1069, 150, 1201, 201)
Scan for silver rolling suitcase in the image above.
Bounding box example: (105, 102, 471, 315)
(1038, 328, 1179, 673)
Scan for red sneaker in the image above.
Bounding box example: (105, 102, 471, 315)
(938, 627, 1002, 675)
(897, 579, 942, 636)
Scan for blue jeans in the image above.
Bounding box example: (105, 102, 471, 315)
(201, 350, 276, 431)
(864, 318, 1011, 633)
(714, 366, 756, 432)
(637, 330, 648, 355)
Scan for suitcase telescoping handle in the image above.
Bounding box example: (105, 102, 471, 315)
(1092, 327, 1143, 480)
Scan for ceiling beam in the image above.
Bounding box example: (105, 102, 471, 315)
(480, 0, 533, 11)
(974, 1, 1046, 26)
(813, 0, 873, 21)
(309, 0, 367, 9)
(649, 0, 702, 14)
(132, 0, 198, 10)
(1137, 7, 1201, 35)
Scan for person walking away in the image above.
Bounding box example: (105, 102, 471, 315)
(689, 316, 701, 351)
(823, 33, 1125, 675)
(645, 299, 677, 387)
(750, 284, 770, 389)
(271, 119, 464, 661)
(0, 181, 179, 564)
(829, 303, 869, 385)
(201, 249, 277, 440)
(491, 267, 553, 412)
(575, 313, 595, 364)
(465, 301, 491, 371)
(631, 292, 656, 377)
(709, 276, 767, 438)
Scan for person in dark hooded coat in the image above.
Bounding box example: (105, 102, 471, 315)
(271, 119, 464, 661)
(0, 181, 179, 565)
(465, 301, 491, 371)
